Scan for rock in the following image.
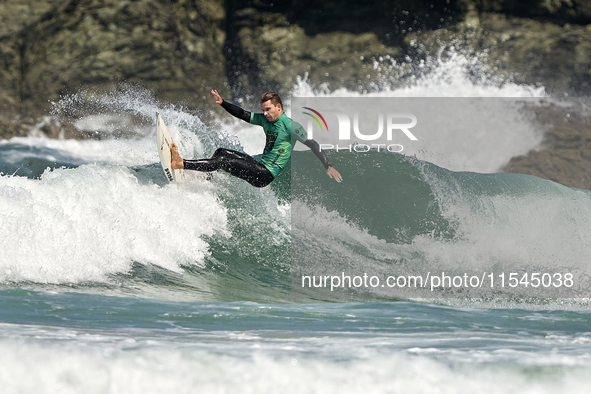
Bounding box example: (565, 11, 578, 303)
(504, 106, 591, 189)
(0, 106, 32, 139)
(229, 8, 399, 94)
(1, 0, 228, 120)
(224, 1, 457, 96)
(461, 0, 591, 25)
(23, 0, 227, 106)
(0, 0, 60, 107)
(0, 103, 82, 140)
(403, 9, 591, 94)
(471, 13, 591, 93)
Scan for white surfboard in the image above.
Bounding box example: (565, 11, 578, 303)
(156, 113, 183, 182)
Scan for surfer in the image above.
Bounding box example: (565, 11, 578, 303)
(170, 90, 342, 187)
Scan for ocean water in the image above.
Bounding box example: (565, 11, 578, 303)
(2, 52, 591, 393)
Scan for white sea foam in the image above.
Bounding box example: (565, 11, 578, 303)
(1, 135, 155, 166)
(1, 329, 590, 394)
(0, 165, 228, 284)
(413, 167, 591, 292)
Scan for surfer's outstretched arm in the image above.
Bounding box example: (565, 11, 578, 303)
(211, 89, 251, 122)
(303, 139, 343, 183)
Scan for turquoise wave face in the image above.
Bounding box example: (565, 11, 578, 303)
(289, 150, 454, 243)
(288, 150, 591, 300)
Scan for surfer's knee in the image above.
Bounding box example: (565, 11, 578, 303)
(249, 174, 274, 188)
(213, 148, 228, 159)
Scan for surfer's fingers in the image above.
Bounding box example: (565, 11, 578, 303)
(327, 167, 343, 183)
(211, 90, 223, 104)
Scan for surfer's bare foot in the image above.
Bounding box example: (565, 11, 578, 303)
(171, 142, 184, 169)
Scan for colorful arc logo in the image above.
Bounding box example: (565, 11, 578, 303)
(302, 107, 328, 132)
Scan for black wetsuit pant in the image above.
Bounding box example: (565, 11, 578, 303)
(184, 148, 275, 188)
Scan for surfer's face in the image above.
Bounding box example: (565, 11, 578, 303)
(261, 100, 283, 122)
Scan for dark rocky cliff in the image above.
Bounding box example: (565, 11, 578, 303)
(3, 1, 589, 111)
(1, 0, 227, 137)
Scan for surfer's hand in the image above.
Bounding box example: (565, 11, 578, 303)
(326, 166, 342, 183)
(211, 89, 223, 105)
